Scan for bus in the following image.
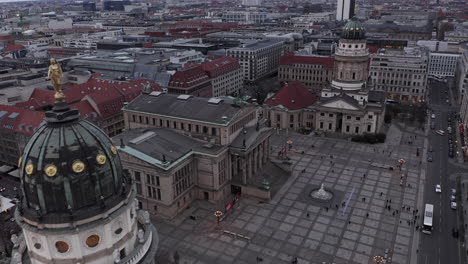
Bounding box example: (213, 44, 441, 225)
(422, 204, 434, 234)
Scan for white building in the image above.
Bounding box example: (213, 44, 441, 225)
(227, 40, 284, 82)
(427, 52, 460, 77)
(370, 47, 428, 102)
(242, 0, 262, 6)
(336, 0, 355, 21)
(169, 50, 205, 65)
(456, 52, 468, 121)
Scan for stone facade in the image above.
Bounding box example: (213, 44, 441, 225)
(278, 52, 334, 93)
(370, 47, 428, 103)
(227, 39, 284, 82)
(119, 94, 272, 219)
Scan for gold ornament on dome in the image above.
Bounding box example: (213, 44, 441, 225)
(45, 165, 58, 177)
(96, 154, 107, 165)
(72, 161, 85, 173)
(18, 157, 22, 168)
(25, 164, 34, 175)
(111, 145, 117, 155)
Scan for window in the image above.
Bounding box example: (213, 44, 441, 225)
(55, 241, 70, 253)
(290, 115, 294, 122)
(352, 72, 356, 80)
(356, 117, 361, 121)
(320, 122, 323, 129)
(85, 235, 100, 248)
(368, 115, 373, 119)
(276, 114, 281, 122)
(212, 127, 216, 135)
(367, 125, 371, 132)
(328, 123, 332, 130)
(173, 121, 177, 128)
(346, 125, 350, 132)
(320, 113, 325, 116)
(355, 127, 359, 133)
(134, 171, 141, 182)
(329, 114, 333, 117)
(346, 116, 351, 120)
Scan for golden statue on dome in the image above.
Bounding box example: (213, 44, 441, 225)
(47, 58, 65, 102)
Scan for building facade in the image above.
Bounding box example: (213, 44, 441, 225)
(427, 52, 460, 77)
(316, 18, 386, 135)
(227, 40, 284, 82)
(201, 57, 244, 97)
(457, 52, 468, 122)
(369, 47, 428, 102)
(263, 81, 318, 131)
(166, 66, 212, 97)
(120, 93, 272, 219)
(278, 52, 334, 93)
(336, 0, 355, 21)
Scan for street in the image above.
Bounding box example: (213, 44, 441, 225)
(418, 79, 466, 264)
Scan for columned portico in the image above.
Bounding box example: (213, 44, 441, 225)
(230, 126, 272, 186)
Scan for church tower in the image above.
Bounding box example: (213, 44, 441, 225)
(322, 17, 369, 104)
(11, 101, 158, 264)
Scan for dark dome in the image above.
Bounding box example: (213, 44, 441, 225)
(18, 102, 131, 224)
(342, 17, 366, 40)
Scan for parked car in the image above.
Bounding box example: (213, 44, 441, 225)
(431, 114, 436, 119)
(449, 151, 454, 158)
(451, 188, 457, 195)
(435, 130, 445, 136)
(450, 195, 456, 202)
(427, 155, 433, 162)
(451, 202, 457, 210)
(435, 184, 442, 193)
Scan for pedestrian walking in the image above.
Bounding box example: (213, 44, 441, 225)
(380, 192, 383, 197)
(392, 211, 395, 216)
(335, 204, 339, 209)
(307, 213, 310, 217)
(366, 213, 369, 218)
(349, 220, 351, 224)
(389, 199, 391, 203)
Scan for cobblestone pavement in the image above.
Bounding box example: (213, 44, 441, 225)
(153, 125, 425, 264)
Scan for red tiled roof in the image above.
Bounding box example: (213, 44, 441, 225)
(169, 66, 210, 89)
(70, 100, 99, 120)
(17, 89, 55, 109)
(264, 81, 318, 110)
(3, 44, 26, 52)
(0, 105, 45, 135)
(17, 77, 161, 119)
(201, 56, 240, 78)
(367, 45, 379, 54)
(279, 53, 335, 69)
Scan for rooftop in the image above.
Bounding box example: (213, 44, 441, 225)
(264, 81, 319, 110)
(123, 93, 250, 126)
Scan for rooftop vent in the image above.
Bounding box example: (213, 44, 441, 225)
(208, 98, 224, 105)
(149, 91, 163, 97)
(177, 94, 193, 101)
(129, 131, 156, 145)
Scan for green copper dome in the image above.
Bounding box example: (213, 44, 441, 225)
(342, 17, 366, 40)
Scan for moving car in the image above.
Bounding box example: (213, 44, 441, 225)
(451, 202, 457, 210)
(431, 114, 436, 119)
(450, 195, 456, 202)
(435, 184, 442, 193)
(451, 188, 457, 195)
(435, 130, 445, 136)
(427, 155, 433, 162)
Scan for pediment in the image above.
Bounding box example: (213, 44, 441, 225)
(321, 99, 359, 110)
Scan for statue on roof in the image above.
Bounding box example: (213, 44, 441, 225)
(47, 58, 65, 102)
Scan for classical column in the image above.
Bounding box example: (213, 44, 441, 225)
(247, 153, 253, 181)
(263, 140, 268, 164)
(252, 148, 257, 175)
(241, 157, 247, 185)
(259, 143, 264, 170)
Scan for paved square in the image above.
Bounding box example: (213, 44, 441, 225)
(153, 125, 424, 264)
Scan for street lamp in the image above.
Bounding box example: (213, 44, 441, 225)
(398, 158, 406, 171)
(373, 255, 385, 263)
(287, 140, 293, 150)
(214, 211, 223, 229)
